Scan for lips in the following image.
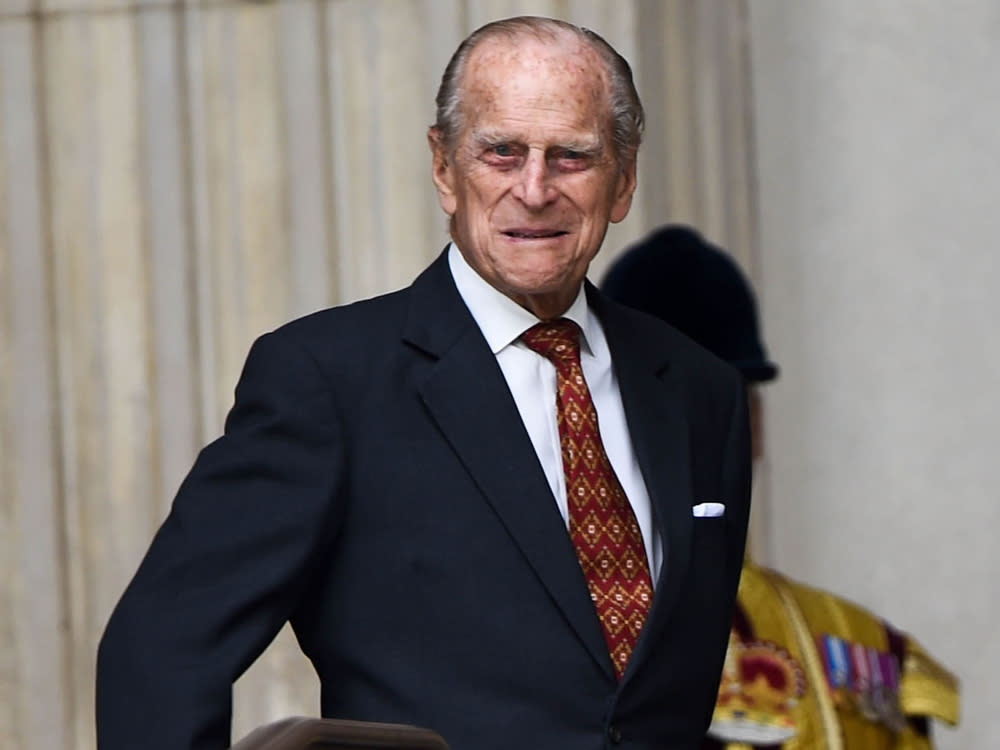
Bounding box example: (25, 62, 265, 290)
(502, 229, 568, 239)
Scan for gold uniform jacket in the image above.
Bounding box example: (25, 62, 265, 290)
(702, 561, 959, 750)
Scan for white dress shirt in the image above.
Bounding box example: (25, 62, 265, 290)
(448, 244, 663, 582)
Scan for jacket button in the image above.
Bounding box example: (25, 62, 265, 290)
(607, 725, 623, 744)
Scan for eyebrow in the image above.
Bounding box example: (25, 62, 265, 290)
(471, 129, 604, 155)
(470, 129, 516, 148)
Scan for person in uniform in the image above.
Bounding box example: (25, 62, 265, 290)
(600, 224, 959, 750)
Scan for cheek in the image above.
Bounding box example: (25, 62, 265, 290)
(571, 178, 621, 217)
(471, 174, 512, 207)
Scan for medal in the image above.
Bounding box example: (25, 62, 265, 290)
(818, 634, 852, 707)
(850, 642, 878, 720)
(877, 651, 906, 731)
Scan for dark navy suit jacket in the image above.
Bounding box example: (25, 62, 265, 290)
(96, 250, 751, 750)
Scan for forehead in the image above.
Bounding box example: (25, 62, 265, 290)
(460, 35, 611, 135)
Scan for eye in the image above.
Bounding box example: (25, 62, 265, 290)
(480, 142, 522, 167)
(552, 148, 592, 172)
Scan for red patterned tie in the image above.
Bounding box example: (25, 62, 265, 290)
(522, 318, 653, 679)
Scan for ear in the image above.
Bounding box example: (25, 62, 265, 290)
(427, 127, 457, 216)
(609, 157, 638, 224)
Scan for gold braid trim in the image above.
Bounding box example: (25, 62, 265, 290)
(767, 571, 844, 750)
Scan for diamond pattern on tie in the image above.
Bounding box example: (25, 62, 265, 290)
(522, 318, 653, 679)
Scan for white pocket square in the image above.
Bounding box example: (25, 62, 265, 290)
(692, 502, 726, 518)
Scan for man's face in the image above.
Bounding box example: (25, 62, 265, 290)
(429, 36, 637, 319)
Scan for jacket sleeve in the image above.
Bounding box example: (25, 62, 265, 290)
(96, 330, 346, 750)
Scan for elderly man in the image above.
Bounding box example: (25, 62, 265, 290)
(97, 17, 751, 750)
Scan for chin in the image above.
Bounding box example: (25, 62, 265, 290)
(501, 267, 570, 291)
(506, 278, 579, 313)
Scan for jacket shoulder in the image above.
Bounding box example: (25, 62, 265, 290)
(593, 287, 745, 390)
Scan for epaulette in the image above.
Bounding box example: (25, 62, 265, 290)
(899, 637, 960, 726)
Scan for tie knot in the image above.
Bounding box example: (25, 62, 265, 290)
(521, 318, 581, 364)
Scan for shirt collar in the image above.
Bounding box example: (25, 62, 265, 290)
(448, 243, 597, 356)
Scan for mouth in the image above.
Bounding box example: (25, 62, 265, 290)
(502, 229, 569, 239)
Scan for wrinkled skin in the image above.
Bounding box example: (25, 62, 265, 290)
(429, 33, 637, 320)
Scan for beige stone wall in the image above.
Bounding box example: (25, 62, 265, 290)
(0, 1, 757, 747)
(748, 2, 999, 748)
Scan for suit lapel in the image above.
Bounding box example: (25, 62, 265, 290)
(403, 254, 613, 677)
(589, 287, 694, 674)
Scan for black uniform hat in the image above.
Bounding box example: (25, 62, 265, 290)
(600, 224, 779, 383)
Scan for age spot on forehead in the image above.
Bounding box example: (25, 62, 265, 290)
(464, 37, 609, 119)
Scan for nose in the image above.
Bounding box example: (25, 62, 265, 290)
(512, 151, 557, 209)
